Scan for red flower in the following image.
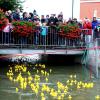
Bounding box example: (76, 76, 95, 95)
(12, 21, 36, 37)
(58, 23, 81, 39)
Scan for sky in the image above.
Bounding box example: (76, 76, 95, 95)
(22, 0, 80, 20)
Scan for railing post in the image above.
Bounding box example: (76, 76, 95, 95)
(20, 42, 22, 54)
(95, 39, 98, 78)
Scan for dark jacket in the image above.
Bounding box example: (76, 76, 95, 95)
(48, 17, 58, 26)
(92, 20, 98, 29)
(12, 12, 20, 21)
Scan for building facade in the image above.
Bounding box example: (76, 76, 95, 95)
(80, 0, 100, 20)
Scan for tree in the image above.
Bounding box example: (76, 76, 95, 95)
(0, 0, 25, 11)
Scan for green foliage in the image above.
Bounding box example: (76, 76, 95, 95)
(0, 9, 8, 31)
(12, 21, 36, 28)
(0, 9, 6, 19)
(58, 23, 79, 34)
(0, 0, 24, 11)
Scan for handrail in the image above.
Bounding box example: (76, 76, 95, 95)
(0, 27, 91, 48)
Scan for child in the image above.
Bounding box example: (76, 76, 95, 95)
(3, 19, 13, 44)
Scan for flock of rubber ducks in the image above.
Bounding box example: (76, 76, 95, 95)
(6, 63, 99, 100)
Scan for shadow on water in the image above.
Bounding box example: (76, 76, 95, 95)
(43, 54, 82, 67)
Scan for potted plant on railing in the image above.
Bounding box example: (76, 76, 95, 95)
(58, 22, 81, 39)
(12, 21, 36, 44)
(0, 9, 8, 32)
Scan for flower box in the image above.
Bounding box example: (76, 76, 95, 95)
(58, 23, 81, 39)
(12, 21, 36, 37)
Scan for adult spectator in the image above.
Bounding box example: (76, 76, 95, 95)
(45, 15, 49, 25)
(48, 14, 58, 26)
(33, 10, 38, 17)
(92, 17, 98, 29)
(58, 12, 63, 23)
(5, 10, 12, 23)
(83, 18, 92, 29)
(12, 8, 21, 21)
(29, 13, 34, 21)
(22, 12, 29, 21)
(41, 15, 46, 24)
(83, 18, 92, 44)
(33, 15, 40, 23)
(92, 17, 98, 40)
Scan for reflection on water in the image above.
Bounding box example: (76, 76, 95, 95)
(0, 60, 100, 100)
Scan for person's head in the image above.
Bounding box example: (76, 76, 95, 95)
(5, 11, 9, 16)
(29, 13, 33, 18)
(51, 14, 54, 17)
(23, 12, 28, 18)
(8, 10, 12, 15)
(33, 10, 37, 15)
(16, 8, 20, 13)
(84, 17, 89, 22)
(46, 15, 49, 18)
(68, 18, 72, 22)
(41, 15, 45, 19)
(33, 10, 36, 13)
(93, 17, 96, 21)
(34, 15, 37, 19)
(73, 18, 77, 22)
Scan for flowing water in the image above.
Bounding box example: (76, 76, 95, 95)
(0, 58, 100, 100)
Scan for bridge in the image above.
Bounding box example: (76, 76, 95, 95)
(0, 28, 89, 55)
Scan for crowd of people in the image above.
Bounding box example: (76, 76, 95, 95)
(4, 8, 100, 29)
(1, 8, 100, 46)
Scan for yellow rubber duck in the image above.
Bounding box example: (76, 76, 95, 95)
(90, 82, 94, 88)
(37, 70, 39, 73)
(95, 95, 100, 100)
(77, 85, 81, 89)
(41, 70, 44, 75)
(16, 88, 19, 92)
(41, 97, 46, 100)
(9, 76, 13, 81)
(68, 95, 72, 100)
(50, 69, 52, 73)
(69, 75, 73, 78)
(73, 75, 76, 78)
(27, 71, 31, 76)
(42, 64, 46, 68)
(57, 96, 62, 100)
(41, 93, 44, 97)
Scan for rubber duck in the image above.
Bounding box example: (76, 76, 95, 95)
(73, 75, 76, 78)
(95, 95, 100, 100)
(37, 70, 39, 73)
(50, 69, 52, 73)
(42, 64, 46, 69)
(41, 97, 46, 100)
(41, 93, 44, 97)
(77, 85, 81, 89)
(16, 88, 19, 92)
(68, 95, 72, 100)
(69, 75, 73, 78)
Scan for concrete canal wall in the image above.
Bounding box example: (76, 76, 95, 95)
(86, 41, 100, 78)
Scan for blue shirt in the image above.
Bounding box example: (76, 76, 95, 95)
(41, 26, 48, 36)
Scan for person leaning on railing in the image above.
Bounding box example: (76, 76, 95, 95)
(83, 18, 92, 45)
(40, 23, 48, 45)
(92, 17, 100, 40)
(2, 19, 13, 44)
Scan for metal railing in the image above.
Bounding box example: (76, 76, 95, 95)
(0, 27, 93, 49)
